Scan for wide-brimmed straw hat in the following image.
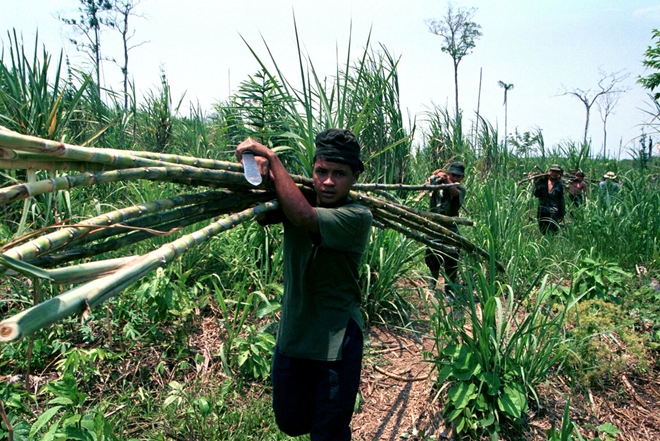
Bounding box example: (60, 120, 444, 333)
(603, 171, 617, 179)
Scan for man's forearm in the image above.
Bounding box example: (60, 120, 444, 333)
(267, 153, 318, 231)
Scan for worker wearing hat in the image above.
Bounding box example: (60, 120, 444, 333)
(599, 171, 620, 207)
(424, 161, 466, 300)
(533, 164, 566, 234)
(236, 129, 372, 441)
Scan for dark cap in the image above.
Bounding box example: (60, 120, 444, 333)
(576, 171, 585, 177)
(448, 162, 465, 176)
(314, 129, 364, 172)
(549, 164, 562, 172)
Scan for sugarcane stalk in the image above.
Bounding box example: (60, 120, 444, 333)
(26, 196, 275, 269)
(397, 202, 475, 227)
(0, 200, 280, 342)
(371, 207, 462, 248)
(351, 191, 467, 241)
(516, 173, 547, 187)
(364, 189, 400, 203)
(3, 190, 275, 271)
(47, 257, 138, 284)
(372, 215, 459, 255)
(130, 151, 243, 172)
(353, 190, 503, 271)
(63, 191, 276, 251)
(2, 189, 239, 262)
(381, 195, 474, 227)
(353, 182, 460, 191)
(351, 190, 473, 227)
(0, 166, 259, 206)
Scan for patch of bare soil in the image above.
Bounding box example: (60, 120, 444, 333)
(352, 321, 660, 441)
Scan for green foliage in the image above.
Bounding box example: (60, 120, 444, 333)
(563, 255, 633, 303)
(138, 71, 183, 152)
(231, 324, 276, 380)
(427, 245, 575, 439)
(545, 399, 620, 441)
(563, 299, 648, 388)
(0, 29, 90, 140)
(360, 228, 420, 326)
(638, 29, 660, 100)
(28, 374, 116, 440)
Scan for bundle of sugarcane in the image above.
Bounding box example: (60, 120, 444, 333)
(0, 127, 501, 342)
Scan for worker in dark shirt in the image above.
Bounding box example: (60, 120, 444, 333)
(534, 164, 565, 235)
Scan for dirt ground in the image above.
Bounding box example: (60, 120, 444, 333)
(352, 322, 660, 441)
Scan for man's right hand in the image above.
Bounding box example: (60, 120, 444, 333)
(236, 138, 272, 182)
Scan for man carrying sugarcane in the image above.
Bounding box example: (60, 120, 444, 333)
(236, 129, 372, 441)
(534, 164, 565, 235)
(424, 162, 466, 299)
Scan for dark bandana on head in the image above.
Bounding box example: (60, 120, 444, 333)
(314, 129, 363, 171)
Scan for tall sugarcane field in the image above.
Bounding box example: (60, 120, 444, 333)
(2, 5, 660, 441)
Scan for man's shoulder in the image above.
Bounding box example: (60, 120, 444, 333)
(325, 200, 372, 221)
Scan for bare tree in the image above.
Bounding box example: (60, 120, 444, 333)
(60, 0, 114, 96)
(561, 69, 629, 145)
(426, 4, 482, 117)
(111, 0, 148, 109)
(596, 83, 628, 157)
(498, 80, 514, 149)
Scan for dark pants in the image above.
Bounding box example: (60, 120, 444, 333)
(568, 193, 583, 207)
(271, 319, 363, 441)
(425, 247, 460, 292)
(538, 216, 559, 235)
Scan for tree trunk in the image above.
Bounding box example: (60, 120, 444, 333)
(453, 60, 460, 118)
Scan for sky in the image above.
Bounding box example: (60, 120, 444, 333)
(2, 0, 659, 158)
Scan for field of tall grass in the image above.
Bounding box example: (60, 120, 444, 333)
(1, 30, 659, 440)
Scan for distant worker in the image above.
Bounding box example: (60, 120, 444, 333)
(424, 162, 466, 299)
(599, 171, 620, 208)
(534, 164, 565, 235)
(568, 171, 588, 207)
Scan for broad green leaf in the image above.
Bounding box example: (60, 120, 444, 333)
(455, 414, 467, 433)
(9, 419, 31, 441)
(48, 397, 74, 406)
(29, 405, 62, 437)
(447, 382, 478, 410)
(162, 395, 180, 408)
(474, 391, 489, 412)
(446, 407, 463, 423)
(497, 382, 527, 418)
(437, 364, 453, 383)
(479, 412, 495, 427)
(597, 422, 620, 435)
(481, 372, 502, 396)
(64, 425, 95, 440)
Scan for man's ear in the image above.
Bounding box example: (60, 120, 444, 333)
(351, 171, 360, 185)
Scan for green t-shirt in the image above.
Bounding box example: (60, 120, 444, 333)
(277, 200, 372, 361)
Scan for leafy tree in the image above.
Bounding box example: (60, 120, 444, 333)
(498, 80, 514, 149)
(426, 4, 482, 117)
(560, 69, 629, 145)
(639, 29, 660, 100)
(59, 0, 115, 96)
